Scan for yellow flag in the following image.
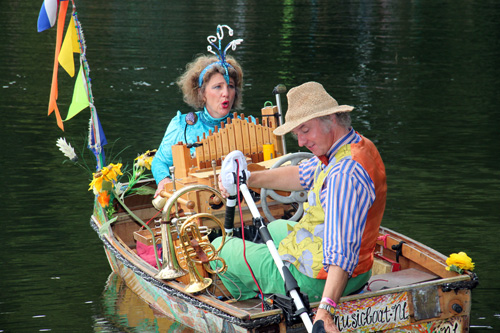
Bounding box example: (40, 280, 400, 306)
(65, 64, 89, 121)
(58, 17, 80, 77)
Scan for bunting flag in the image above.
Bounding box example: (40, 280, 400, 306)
(65, 64, 89, 121)
(58, 16, 80, 77)
(37, 0, 58, 32)
(89, 112, 108, 167)
(47, 0, 68, 131)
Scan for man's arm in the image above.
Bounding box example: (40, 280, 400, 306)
(247, 165, 303, 191)
(314, 265, 348, 332)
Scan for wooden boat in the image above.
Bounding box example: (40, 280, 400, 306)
(90, 107, 478, 333)
(38, 1, 476, 331)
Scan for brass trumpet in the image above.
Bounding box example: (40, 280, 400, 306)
(155, 185, 226, 290)
(178, 213, 227, 293)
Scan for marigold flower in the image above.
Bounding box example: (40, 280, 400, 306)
(98, 191, 110, 207)
(446, 252, 474, 272)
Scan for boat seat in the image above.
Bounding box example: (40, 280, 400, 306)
(365, 268, 439, 292)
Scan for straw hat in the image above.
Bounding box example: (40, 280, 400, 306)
(273, 82, 354, 135)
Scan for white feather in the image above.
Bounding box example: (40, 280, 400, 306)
(56, 137, 78, 162)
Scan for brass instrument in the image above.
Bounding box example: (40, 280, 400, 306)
(155, 185, 226, 293)
(178, 213, 226, 293)
(155, 218, 186, 280)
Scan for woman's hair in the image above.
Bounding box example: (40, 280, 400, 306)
(176, 54, 244, 110)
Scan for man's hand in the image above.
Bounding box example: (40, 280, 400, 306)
(314, 309, 339, 333)
(218, 174, 230, 198)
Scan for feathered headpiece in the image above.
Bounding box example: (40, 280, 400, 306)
(198, 25, 243, 87)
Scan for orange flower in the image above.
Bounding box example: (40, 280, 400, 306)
(98, 191, 110, 207)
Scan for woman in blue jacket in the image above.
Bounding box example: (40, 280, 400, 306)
(152, 25, 245, 195)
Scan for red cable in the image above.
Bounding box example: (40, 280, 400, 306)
(236, 160, 265, 311)
(140, 209, 161, 230)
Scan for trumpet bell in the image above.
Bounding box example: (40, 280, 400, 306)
(155, 265, 186, 280)
(155, 222, 187, 280)
(184, 274, 212, 294)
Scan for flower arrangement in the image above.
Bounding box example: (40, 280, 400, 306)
(445, 252, 475, 274)
(57, 137, 156, 218)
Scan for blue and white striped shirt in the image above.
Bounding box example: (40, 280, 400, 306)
(298, 128, 376, 275)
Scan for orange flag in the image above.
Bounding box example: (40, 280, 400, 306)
(48, 0, 68, 131)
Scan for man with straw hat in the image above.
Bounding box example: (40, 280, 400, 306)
(215, 81, 387, 332)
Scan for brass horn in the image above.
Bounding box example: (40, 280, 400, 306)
(155, 184, 225, 281)
(178, 213, 227, 293)
(155, 219, 186, 280)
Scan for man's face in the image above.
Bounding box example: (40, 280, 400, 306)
(291, 118, 335, 156)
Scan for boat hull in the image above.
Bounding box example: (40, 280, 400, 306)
(91, 192, 475, 333)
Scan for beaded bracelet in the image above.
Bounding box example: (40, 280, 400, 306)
(321, 297, 337, 308)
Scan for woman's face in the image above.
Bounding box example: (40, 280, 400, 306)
(202, 72, 236, 119)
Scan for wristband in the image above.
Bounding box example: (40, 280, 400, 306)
(321, 297, 337, 308)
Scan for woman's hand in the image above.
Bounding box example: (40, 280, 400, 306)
(154, 177, 172, 197)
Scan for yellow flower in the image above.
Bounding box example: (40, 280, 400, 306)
(105, 163, 123, 181)
(135, 150, 156, 170)
(446, 252, 474, 273)
(88, 163, 123, 192)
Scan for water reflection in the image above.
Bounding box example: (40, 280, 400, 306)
(95, 274, 196, 333)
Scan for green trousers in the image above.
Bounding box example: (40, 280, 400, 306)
(210, 219, 370, 302)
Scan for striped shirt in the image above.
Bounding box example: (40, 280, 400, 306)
(298, 128, 376, 275)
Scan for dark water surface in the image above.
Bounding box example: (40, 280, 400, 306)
(1, 0, 499, 331)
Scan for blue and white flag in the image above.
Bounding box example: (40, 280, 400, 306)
(37, 0, 58, 32)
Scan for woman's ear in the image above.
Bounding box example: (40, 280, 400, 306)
(198, 87, 206, 103)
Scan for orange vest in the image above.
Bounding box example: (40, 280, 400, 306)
(349, 135, 387, 277)
(278, 134, 386, 279)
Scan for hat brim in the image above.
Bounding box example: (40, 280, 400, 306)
(273, 105, 354, 136)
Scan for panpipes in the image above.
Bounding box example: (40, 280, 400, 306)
(195, 110, 283, 169)
(171, 107, 283, 178)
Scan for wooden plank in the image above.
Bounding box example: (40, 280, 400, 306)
(202, 132, 210, 168)
(233, 117, 244, 152)
(208, 129, 217, 162)
(219, 124, 230, 157)
(241, 115, 251, 155)
(378, 232, 453, 278)
(214, 126, 223, 162)
(226, 119, 237, 152)
(366, 268, 438, 292)
(263, 126, 272, 146)
(248, 121, 258, 155)
(172, 144, 191, 178)
(256, 123, 264, 152)
(195, 142, 204, 169)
